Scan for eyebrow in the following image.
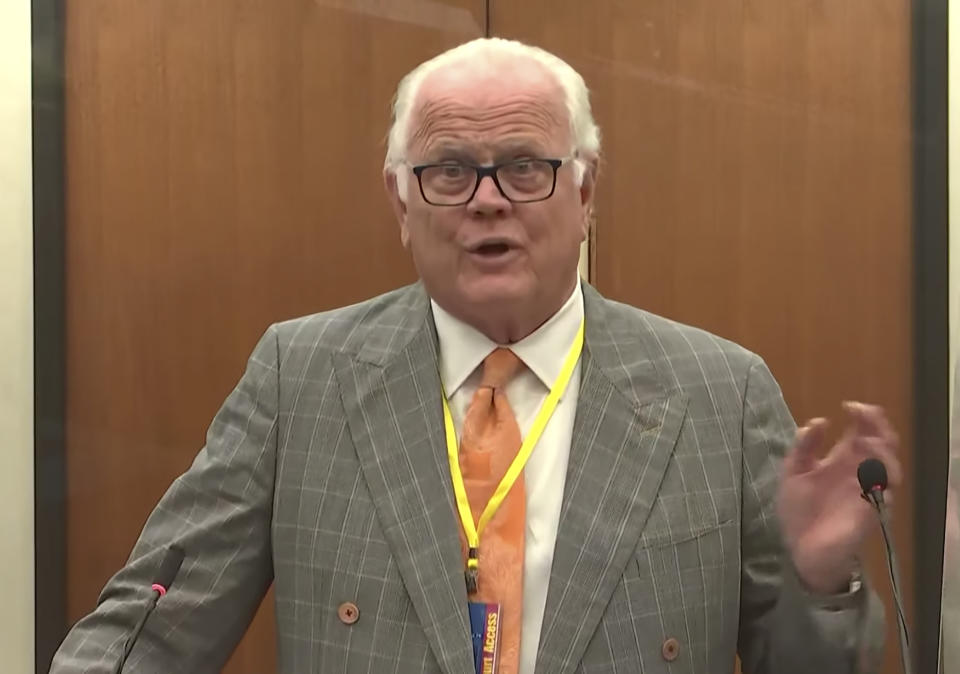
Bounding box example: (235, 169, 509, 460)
(423, 140, 551, 164)
(424, 145, 477, 163)
(494, 140, 548, 157)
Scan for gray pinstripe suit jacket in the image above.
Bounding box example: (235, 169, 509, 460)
(52, 282, 884, 673)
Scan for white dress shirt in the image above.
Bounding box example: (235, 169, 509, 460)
(431, 281, 583, 674)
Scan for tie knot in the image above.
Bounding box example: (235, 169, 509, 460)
(480, 348, 523, 389)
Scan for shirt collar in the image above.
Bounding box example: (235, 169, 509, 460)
(431, 280, 585, 395)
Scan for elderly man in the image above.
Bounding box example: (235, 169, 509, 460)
(53, 38, 897, 674)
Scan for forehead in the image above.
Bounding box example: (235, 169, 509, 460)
(407, 57, 570, 159)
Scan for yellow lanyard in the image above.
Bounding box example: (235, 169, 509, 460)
(441, 319, 585, 594)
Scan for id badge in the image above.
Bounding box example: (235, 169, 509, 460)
(468, 601, 501, 674)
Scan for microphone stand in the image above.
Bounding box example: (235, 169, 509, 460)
(113, 545, 184, 673)
(871, 493, 912, 674)
(113, 588, 163, 674)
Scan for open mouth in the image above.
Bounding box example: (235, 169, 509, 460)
(473, 242, 512, 256)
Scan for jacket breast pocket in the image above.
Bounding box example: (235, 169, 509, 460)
(618, 492, 741, 672)
(636, 489, 736, 551)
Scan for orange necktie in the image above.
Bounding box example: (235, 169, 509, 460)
(458, 348, 525, 674)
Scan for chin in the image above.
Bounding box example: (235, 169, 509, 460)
(460, 276, 533, 307)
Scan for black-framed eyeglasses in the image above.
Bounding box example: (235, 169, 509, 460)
(410, 157, 572, 206)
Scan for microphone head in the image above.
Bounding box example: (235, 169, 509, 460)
(153, 545, 185, 591)
(857, 458, 888, 496)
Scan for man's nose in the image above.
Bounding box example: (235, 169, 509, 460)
(468, 175, 512, 216)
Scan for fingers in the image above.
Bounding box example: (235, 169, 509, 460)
(843, 401, 899, 446)
(786, 418, 828, 475)
(842, 401, 903, 487)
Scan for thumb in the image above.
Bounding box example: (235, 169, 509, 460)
(785, 418, 827, 475)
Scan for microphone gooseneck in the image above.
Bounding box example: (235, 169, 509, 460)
(856, 458, 911, 674)
(113, 545, 185, 674)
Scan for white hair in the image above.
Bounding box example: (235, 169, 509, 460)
(384, 38, 601, 197)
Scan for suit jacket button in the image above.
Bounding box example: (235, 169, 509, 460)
(662, 637, 680, 662)
(338, 602, 359, 625)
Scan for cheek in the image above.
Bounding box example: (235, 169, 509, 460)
(406, 208, 458, 254)
(530, 200, 586, 248)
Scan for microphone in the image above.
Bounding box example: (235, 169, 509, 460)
(857, 459, 911, 674)
(113, 545, 185, 674)
(857, 457, 888, 507)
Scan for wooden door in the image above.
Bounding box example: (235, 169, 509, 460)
(490, 2, 913, 671)
(64, 2, 484, 671)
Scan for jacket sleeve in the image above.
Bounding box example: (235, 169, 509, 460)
(736, 356, 885, 674)
(50, 325, 280, 673)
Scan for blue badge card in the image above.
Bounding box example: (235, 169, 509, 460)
(468, 601, 501, 674)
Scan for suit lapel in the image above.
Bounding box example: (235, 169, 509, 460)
(334, 287, 474, 674)
(535, 286, 688, 674)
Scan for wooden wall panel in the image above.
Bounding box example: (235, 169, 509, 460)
(64, 2, 484, 671)
(491, 1, 913, 671)
(64, 0, 915, 669)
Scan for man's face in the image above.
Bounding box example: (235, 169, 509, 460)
(386, 58, 595, 328)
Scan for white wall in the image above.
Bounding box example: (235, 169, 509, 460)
(0, 0, 35, 671)
(946, 3, 960, 671)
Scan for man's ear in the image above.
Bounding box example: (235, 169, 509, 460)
(578, 157, 599, 238)
(578, 157, 599, 207)
(384, 169, 411, 248)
